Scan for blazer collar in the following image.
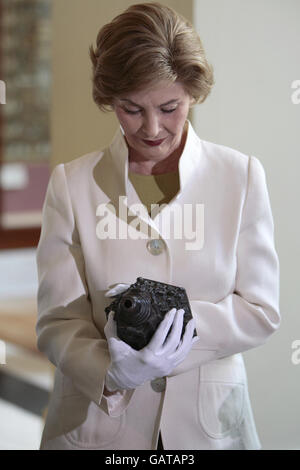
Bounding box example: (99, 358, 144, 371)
(108, 120, 202, 236)
(109, 120, 201, 195)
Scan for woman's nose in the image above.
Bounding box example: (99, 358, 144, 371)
(142, 113, 161, 138)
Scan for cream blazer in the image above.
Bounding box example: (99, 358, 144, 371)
(36, 122, 280, 450)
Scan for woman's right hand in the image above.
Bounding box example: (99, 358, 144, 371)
(104, 307, 198, 392)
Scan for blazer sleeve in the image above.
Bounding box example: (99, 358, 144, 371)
(170, 156, 280, 376)
(36, 164, 134, 415)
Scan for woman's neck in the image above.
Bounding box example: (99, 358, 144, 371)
(129, 154, 180, 175)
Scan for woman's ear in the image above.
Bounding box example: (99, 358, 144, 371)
(189, 96, 196, 108)
(109, 98, 118, 112)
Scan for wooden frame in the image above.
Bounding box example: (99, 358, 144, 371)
(0, 227, 41, 250)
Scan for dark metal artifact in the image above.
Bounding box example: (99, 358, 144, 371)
(105, 277, 195, 350)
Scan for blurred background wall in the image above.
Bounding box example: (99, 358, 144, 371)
(192, 0, 300, 449)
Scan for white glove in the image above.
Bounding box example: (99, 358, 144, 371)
(104, 302, 199, 391)
(105, 283, 131, 297)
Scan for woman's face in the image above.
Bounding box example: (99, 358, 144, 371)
(113, 80, 192, 166)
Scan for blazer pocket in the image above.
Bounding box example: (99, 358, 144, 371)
(198, 355, 246, 440)
(62, 394, 125, 449)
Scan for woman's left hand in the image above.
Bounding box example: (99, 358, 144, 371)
(105, 283, 130, 297)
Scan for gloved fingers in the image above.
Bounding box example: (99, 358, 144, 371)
(104, 311, 118, 339)
(158, 309, 185, 356)
(147, 307, 177, 352)
(105, 283, 130, 297)
(168, 317, 197, 364)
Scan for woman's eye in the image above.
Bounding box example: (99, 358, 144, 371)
(161, 108, 177, 114)
(123, 108, 141, 115)
(122, 107, 177, 115)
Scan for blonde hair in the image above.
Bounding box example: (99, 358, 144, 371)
(89, 2, 214, 111)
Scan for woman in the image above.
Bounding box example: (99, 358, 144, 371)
(36, 2, 280, 450)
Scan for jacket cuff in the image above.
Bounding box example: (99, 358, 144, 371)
(99, 387, 135, 417)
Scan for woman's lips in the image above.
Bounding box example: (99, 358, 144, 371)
(142, 138, 165, 147)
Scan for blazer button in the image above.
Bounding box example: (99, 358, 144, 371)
(147, 239, 165, 255)
(151, 377, 166, 393)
